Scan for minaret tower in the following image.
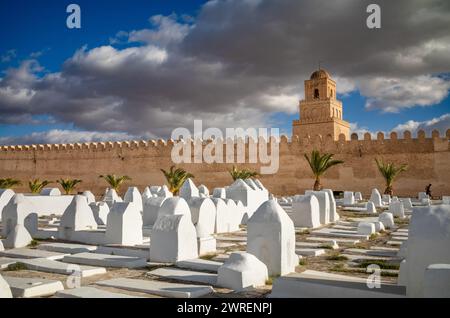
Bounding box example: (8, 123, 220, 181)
(292, 69, 350, 140)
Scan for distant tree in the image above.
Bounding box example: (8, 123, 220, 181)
(0, 178, 22, 189)
(29, 179, 53, 194)
(375, 158, 408, 196)
(304, 150, 344, 191)
(160, 166, 194, 195)
(228, 165, 259, 181)
(99, 174, 131, 192)
(57, 178, 82, 195)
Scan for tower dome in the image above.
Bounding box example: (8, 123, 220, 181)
(310, 69, 331, 80)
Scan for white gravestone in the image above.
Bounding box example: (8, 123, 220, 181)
(40, 188, 61, 196)
(305, 191, 330, 225)
(187, 197, 216, 238)
(59, 195, 98, 240)
(357, 222, 375, 235)
(369, 189, 383, 207)
(389, 201, 405, 219)
(366, 201, 377, 214)
(0, 274, 12, 298)
(291, 195, 321, 228)
(0, 189, 15, 222)
(150, 197, 198, 262)
(179, 179, 199, 200)
(2, 194, 38, 237)
(124, 187, 143, 213)
(354, 192, 363, 201)
(343, 191, 355, 205)
(198, 185, 210, 197)
(212, 188, 227, 199)
(211, 198, 231, 234)
(323, 189, 339, 222)
(103, 189, 123, 207)
(247, 200, 297, 276)
(401, 205, 450, 297)
(105, 202, 143, 246)
(4, 224, 33, 249)
(143, 197, 167, 227)
(89, 202, 110, 225)
(379, 212, 395, 229)
(217, 252, 268, 291)
(82, 191, 96, 204)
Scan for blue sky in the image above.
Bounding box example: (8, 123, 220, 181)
(0, 0, 449, 144)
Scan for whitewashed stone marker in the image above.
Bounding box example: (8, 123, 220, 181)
(423, 264, 450, 298)
(158, 197, 191, 218)
(188, 197, 216, 237)
(150, 186, 162, 195)
(0, 189, 15, 222)
(418, 192, 429, 200)
(291, 195, 321, 228)
(179, 179, 199, 200)
(323, 189, 339, 222)
(227, 179, 268, 217)
(305, 191, 330, 225)
(373, 221, 385, 232)
(357, 222, 375, 235)
(217, 252, 268, 291)
(157, 185, 173, 198)
(211, 198, 230, 233)
(343, 191, 355, 205)
(143, 197, 167, 226)
(389, 201, 405, 219)
(82, 191, 96, 204)
(142, 187, 152, 201)
(198, 185, 210, 197)
(247, 200, 297, 276)
(150, 212, 198, 263)
(103, 189, 123, 207)
(0, 274, 12, 298)
(382, 194, 391, 204)
(366, 201, 377, 214)
(40, 188, 61, 196)
(354, 192, 363, 201)
(4, 224, 33, 249)
(212, 188, 227, 199)
(401, 205, 450, 297)
(59, 195, 97, 240)
(379, 212, 395, 229)
(2, 194, 38, 237)
(223, 199, 241, 232)
(105, 202, 143, 246)
(401, 198, 413, 210)
(442, 196, 450, 205)
(124, 187, 143, 213)
(89, 202, 110, 225)
(370, 189, 383, 207)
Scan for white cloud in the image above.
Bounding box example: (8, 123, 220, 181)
(392, 113, 450, 136)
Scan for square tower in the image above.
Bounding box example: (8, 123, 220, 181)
(292, 69, 350, 140)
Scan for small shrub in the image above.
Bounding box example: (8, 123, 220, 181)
(28, 239, 39, 248)
(299, 258, 308, 266)
(6, 262, 27, 271)
(326, 253, 348, 261)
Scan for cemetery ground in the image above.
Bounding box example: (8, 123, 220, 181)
(0, 204, 407, 298)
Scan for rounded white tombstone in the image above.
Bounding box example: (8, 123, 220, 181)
(179, 178, 199, 200)
(124, 187, 143, 213)
(389, 201, 405, 219)
(323, 189, 339, 222)
(247, 200, 297, 276)
(4, 224, 32, 249)
(89, 201, 110, 225)
(366, 201, 377, 214)
(291, 195, 321, 228)
(305, 190, 330, 225)
(40, 188, 61, 196)
(143, 197, 167, 226)
(105, 202, 143, 246)
(379, 212, 395, 229)
(357, 222, 375, 235)
(370, 189, 383, 207)
(212, 188, 227, 199)
(158, 197, 191, 218)
(217, 252, 268, 291)
(373, 221, 385, 232)
(210, 197, 230, 234)
(188, 197, 216, 238)
(82, 191, 96, 204)
(2, 194, 38, 237)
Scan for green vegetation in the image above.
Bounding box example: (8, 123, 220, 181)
(57, 178, 82, 195)
(28, 179, 53, 194)
(160, 166, 194, 195)
(6, 262, 27, 271)
(357, 260, 400, 270)
(304, 150, 344, 190)
(375, 158, 408, 195)
(228, 165, 259, 181)
(0, 178, 22, 189)
(99, 174, 131, 192)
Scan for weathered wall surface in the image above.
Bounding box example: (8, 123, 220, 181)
(0, 129, 449, 198)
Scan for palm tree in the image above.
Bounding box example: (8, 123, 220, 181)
(304, 150, 344, 191)
(160, 166, 194, 195)
(57, 178, 82, 195)
(0, 178, 22, 189)
(375, 158, 408, 196)
(228, 165, 259, 181)
(29, 179, 53, 194)
(99, 174, 131, 192)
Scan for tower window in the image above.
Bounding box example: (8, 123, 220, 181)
(330, 89, 333, 98)
(314, 89, 319, 99)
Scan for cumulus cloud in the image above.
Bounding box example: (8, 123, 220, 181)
(0, 0, 449, 145)
(1, 49, 16, 63)
(0, 129, 142, 146)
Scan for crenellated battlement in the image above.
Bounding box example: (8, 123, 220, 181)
(0, 129, 448, 155)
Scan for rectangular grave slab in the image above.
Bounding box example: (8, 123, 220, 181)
(4, 276, 64, 298)
(270, 270, 406, 298)
(17, 258, 106, 277)
(391, 236, 408, 241)
(306, 237, 360, 245)
(147, 267, 218, 286)
(0, 257, 20, 269)
(96, 245, 149, 260)
(0, 248, 68, 260)
(345, 248, 398, 258)
(63, 252, 147, 268)
(295, 248, 325, 257)
(387, 241, 403, 246)
(311, 228, 369, 240)
(341, 254, 394, 262)
(96, 278, 214, 298)
(54, 287, 141, 298)
(176, 259, 222, 272)
(37, 243, 98, 254)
